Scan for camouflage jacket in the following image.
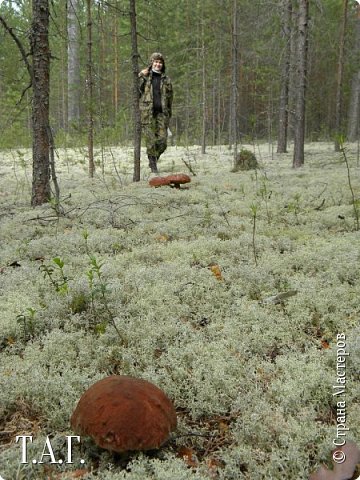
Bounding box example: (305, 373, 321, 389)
(138, 70, 173, 124)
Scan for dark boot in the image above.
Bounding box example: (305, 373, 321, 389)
(148, 155, 158, 174)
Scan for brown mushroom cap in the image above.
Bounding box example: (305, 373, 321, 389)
(70, 375, 177, 452)
(149, 176, 171, 187)
(149, 174, 191, 188)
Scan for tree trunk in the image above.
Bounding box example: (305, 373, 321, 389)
(113, 9, 119, 121)
(231, 0, 238, 164)
(293, 0, 309, 168)
(86, 0, 95, 178)
(212, 81, 216, 146)
(61, 38, 67, 129)
(129, 0, 141, 182)
(30, 0, 51, 206)
(334, 0, 348, 152)
(67, 0, 80, 127)
(347, 3, 360, 142)
(201, 19, 206, 154)
(277, 0, 292, 154)
(288, 4, 298, 142)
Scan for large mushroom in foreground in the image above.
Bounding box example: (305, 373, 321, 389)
(70, 375, 177, 453)
(149, 174, 191, 188)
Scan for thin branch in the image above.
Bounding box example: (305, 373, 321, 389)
(0, 15, 33, 82)
(99, 0, 129, 15)
(16, 81, 32, 106)
(182, 158, 197, 176)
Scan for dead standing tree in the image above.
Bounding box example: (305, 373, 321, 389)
(0, 0, 53, 207)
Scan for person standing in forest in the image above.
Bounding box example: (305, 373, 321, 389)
(138, 52, 173, 174)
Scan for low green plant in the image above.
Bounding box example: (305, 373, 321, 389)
(40, 257, 69, 294)
(69, 291, 89, 314)
(83, 231, 124, 341)
(16, 307, 37, 341)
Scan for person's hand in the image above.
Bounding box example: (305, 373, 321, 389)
(140, 68, 150, 76)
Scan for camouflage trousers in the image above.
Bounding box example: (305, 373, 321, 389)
(142, 113, 169, 159)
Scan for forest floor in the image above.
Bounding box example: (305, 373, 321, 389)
(0, 142, 359, 480)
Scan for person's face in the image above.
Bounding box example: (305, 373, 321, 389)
(152, 59, 163, 72)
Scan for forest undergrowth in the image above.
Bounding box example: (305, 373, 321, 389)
(0, 142, 359, 479)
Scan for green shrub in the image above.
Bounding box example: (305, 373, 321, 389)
(231, 148, 259, 172)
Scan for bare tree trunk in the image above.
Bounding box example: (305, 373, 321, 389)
(67, 0, 80, 126)
(212, 81, 216, 146)
(293, 0, 309, 168)
(288, 4, 298, 142)
(30, 0, 51, 205)
(129, 0, 141, 182)
(277, 0, 292, 154)
(86, 0, 95, 178)
(268, 83, 274, 156)
(231, 0, 238, 164)
(61, 38, 67, 129)
(334, 0, 348, 151)
(347, 3, 360, 142)
(217, 35, 222, 147)
(218, 74, 221, 146)
(348, 73, 360, 142)
(113, 9, 119, 121)
(201, 19, 206, 154)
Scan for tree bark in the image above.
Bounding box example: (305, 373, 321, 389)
(277, 0, 292, 154)
(288, 4, 298, 142)
(231, 0, 239, 164)
(201, 19, 206, 154)
(67, 0, 80, 126)
(86, 0, 95, 178)
(1, 5, 53, 207)
(347, 3, 360, 142)
(334, 0, 348, 152)
(30, 0, 51, 206)
(113, 9, 120, 121)
(129, 0, 141, 182)
(293, 0, 309, 168)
